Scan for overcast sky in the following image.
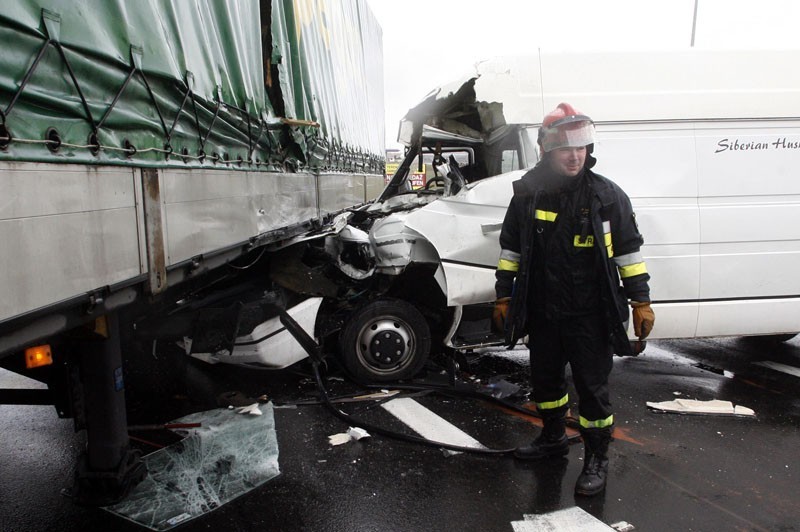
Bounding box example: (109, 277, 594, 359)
(365, 0, 800, 149)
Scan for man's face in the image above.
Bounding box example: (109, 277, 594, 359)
(548, 146, 586, 177)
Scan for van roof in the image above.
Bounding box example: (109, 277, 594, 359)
(439, 49, 800, 125)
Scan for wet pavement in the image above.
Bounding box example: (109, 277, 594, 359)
(1, 335, 799, 531)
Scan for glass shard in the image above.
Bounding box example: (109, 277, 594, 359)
(105, 405, 280, 530)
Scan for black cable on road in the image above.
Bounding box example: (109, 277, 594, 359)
(275, 306, 581, 457)
(309, 359, 519, 456)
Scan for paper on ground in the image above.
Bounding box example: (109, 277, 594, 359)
(348, 427, 370, 440)
(646, 398, 755, 416)
(328, 427, 371, 446)
(511, 507, 616, 531)
(328, 433, 352, 446)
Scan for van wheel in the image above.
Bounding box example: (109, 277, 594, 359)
(340, 299, 431, 382)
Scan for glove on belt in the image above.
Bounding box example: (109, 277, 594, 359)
(631, 301, 655, 340)
(493, 297, 511, 332)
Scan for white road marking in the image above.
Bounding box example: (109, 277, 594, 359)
(380, 397, 485, 449)
(753, 360, 800, 378)
(510, 507, 616, 531)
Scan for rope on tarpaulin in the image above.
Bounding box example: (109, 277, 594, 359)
(0, 8, 384, 173)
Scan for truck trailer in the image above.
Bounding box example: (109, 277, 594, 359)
(0, 0, 384, 504)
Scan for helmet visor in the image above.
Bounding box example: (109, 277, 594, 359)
(540, 119, 595, 152)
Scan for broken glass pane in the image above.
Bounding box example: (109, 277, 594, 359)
(105, 405, 280, 530)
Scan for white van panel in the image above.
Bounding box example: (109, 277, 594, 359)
(593, 124, 699, 199)
(700, 244, 800, 299)
(694, 123, 800, 311)
(694, 123, 800, 197)
(634, 201, 699, 245)
(696, 298, 800, 337)
(699, 200, 800, 242)
(641, 245, 700, 303)
(643, 303, 699, 339)
(440, 263, 496, 307)
(589, 118, 800, 337)
(591, 124, 703, 309)
(474, 50, 800, 126)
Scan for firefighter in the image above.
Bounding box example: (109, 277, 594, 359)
(493, 102, 654, 496)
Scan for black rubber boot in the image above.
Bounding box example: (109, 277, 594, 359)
(575, 427, 612, 496)
(514, 414, 569, 460)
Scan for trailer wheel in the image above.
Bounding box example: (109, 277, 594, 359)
(340, 299, 431, 382)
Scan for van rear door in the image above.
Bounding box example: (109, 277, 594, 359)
(694, 120, 800, 337)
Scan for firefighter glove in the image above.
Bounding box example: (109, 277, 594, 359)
(493, 297, 511, 332)
(631, 301, 655, 340)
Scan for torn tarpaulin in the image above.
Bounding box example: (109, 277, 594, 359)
(646, 398, 755, 417)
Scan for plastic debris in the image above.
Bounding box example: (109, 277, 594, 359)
(328, 427, 371, 446)
(347, 427, 371, 441)
(646, 398, 755, 416)
(237, 403, 263, 416)
(610, 521, 636, 531)
(328, 433, 352, 446)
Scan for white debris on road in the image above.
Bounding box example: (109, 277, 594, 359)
(511, 507, 617, 531)
(348, 427, 371, 441)
(328, 427, 372, 446)
(646, 398, 755, 416)
(237, 403, 263, 416)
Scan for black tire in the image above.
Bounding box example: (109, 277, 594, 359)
(340, 299, 431, 382)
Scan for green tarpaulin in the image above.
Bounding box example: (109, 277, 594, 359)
(0, 0, 384, 172)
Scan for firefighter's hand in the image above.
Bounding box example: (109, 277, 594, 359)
(631, 301, 655, 340)
(493, 297, 511, 332)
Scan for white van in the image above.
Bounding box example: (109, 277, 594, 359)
(532, 49, 800, 340)
(193, 49, 800, 381)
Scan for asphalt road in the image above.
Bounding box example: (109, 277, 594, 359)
(1, 335, 799, 532)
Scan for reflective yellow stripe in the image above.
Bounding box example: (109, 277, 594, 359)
(604, 233, 613, 257)
(579, 415, 614, 428)
(497, 259, 519, 272)
(619, 262, 648, 278)
(573, 235, 594, 247)
(500, 249, 521, 262)
(536, 394, 569, 411)
(534, 209, 558, 222)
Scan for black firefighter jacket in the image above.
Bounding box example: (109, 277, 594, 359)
(495, 163, 651, 357)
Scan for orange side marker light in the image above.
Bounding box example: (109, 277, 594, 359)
(25, 345, 53, 369)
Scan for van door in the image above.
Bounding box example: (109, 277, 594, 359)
(594, 123, 701, 339)
(694, 120, 800, 337)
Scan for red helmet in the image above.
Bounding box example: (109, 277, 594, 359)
(539, 102, 595, 152)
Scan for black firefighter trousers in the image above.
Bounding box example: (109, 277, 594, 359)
(527, 312, 614, 428)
